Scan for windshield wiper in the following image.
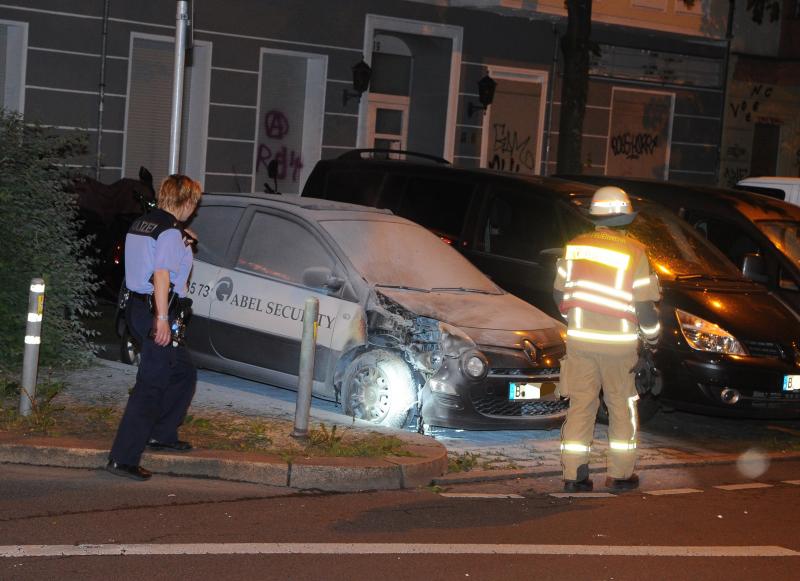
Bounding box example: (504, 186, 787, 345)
(375, 284, 430, 293)
(431, 286, 496, 294)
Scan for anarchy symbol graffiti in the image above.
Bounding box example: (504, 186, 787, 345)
(264, 110, 289, 139)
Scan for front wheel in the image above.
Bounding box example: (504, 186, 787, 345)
(341, 349, 416, 428)
(596, 391, 660, 425)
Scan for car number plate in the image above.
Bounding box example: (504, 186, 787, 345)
(509, 382, 556, 401)
(783, 375, 800, 391)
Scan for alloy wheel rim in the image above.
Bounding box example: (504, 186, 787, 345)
(349, 366, 391, 422)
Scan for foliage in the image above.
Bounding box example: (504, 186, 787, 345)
(448, 451, 480, 473)
(0, 110, 97, 374)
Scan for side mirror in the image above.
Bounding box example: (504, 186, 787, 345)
(741, 253, 768, 284)
(302, 266, 345, 292)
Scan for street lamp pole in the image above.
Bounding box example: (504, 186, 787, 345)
(169, 1, 189, 175)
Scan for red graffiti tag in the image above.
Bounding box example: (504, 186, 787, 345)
(264, 110, 290, 139)
(257, 145, 303, 182)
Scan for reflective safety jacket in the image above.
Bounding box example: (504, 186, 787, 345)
(554, 228, 661, 352)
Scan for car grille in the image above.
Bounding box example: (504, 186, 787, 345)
(489, 367, 559, 378)
(471, 396, 568, 417)
(742, 340, 784, 358)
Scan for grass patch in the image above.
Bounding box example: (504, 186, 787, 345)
(448, 451, 480, 473)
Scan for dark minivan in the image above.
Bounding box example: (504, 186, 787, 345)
(303, 152, 800, 419)
(559, 175, 800, 318)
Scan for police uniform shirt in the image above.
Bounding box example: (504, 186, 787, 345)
(125, 208, 193, 297)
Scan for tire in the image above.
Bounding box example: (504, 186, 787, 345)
(119, 326, 141, 366)
(596, 391, 660, 425)
(341, 349, 416, 428)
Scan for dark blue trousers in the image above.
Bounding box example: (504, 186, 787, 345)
(109, 298, 196, 465)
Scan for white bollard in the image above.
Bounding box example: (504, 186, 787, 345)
(291, 297, 319, 439)
(20, 278, 45, 417)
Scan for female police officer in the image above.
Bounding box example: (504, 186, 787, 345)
(107, 174, 202, 480)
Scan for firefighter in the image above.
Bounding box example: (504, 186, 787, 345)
(554, 186, 661, 492)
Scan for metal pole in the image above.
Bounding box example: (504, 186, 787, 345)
(94, 0, 110, 180)
(168, 0, 189, 175)
(20, 279, 45, 417)
(291, 297, 319, 439)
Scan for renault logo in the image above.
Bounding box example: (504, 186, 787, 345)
(522, 339, 537, 363)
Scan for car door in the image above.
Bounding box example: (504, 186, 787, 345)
(207, 207, 350, 394)
(463, 185, 584, 319)
(183, 203, 246, 358)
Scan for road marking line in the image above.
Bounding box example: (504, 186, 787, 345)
(714, 483, 773, 491)
(644, 488, 703, 496)
(439, 493, 525, 499)
(782, 480, 800, 486)
(550, 492, 617, 498)
(1, 543, 797, 558)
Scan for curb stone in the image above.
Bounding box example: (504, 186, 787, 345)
(0, 438, 448, 491)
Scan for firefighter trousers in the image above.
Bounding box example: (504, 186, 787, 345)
(560, 345, 639, 481)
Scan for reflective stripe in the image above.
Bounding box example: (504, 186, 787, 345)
(561, 443, 591, 453)
(640, 322, 661, 337)
(557, 266, 567, 278)
(628, 394, 639, 440)
(633, 277, 652, 289)
(567, 329, 639, 343)
(615, 268, 625, 290)
(30, 283, 45, 293)
(27, 313, 43, 323)
(574, 307, 582, 329)
(24, 336, 41, 345)
(565, 245, 630, 270)
(566, 259, 573, 280)
(609, 441, 637, 451)
(565, 279, 633, 301)
(621, 319, 629, 333)
(570, 291, 635, 314)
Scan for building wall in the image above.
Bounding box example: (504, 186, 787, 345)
(0, 0, 729, 191)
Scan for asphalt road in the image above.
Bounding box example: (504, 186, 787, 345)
(2, 460, 799, 580)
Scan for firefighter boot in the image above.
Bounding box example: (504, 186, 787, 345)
(563, 464, 593, 492)
(606, 473, 639, 491)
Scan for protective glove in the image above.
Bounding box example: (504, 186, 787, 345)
(630, 346, 662, 397)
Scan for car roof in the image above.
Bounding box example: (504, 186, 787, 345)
(201, 192, 403, 221)
(558, 175, 800, 222)
(738, 176, 800, 185)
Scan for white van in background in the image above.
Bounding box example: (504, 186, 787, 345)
(737, 177, 800, 206)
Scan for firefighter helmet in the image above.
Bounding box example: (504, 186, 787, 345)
(589, 186, 636, 227)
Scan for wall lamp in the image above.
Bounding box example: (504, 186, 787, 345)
(467, 74, 497, 118)
(343, 58, 372, 107)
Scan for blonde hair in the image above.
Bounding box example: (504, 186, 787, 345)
(157, 174, 202, 212)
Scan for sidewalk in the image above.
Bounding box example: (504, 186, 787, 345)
(0, 358, 447, 492)
(3, 358, 799, 492)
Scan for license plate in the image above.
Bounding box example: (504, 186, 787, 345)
(783, 375, 800, 391)
(509, 382, 556, 401)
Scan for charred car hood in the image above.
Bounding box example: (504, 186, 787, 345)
(663, 280, 800, 342)
(376, 288, 564, 349)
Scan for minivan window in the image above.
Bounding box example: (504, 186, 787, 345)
(384, 176, 474, 242)
(757, 220, 800, 266)
(321, 170, 384, 206)
(238, 212, 334, 284)
(682, 211, 761, 269)
(188, 205, 244, 265)
(321, 219, 500, 293)
(627, 205, 742, 280)
(478, 187, 568, 260)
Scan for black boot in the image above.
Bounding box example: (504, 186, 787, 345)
(606, 473, 639, 491)
(563, 463, 593, 492)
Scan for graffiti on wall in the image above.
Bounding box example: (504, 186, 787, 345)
(489, 124, 536, 174)
(610, 132, 660, 160)
(256, 110, 303, 183)
(729, 84, 774, 123)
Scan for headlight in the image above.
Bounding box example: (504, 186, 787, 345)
(464, 354, 487, 378)
(675, 309, 745, 355)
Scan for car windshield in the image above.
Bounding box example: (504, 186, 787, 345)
(626, 204, 743, 281)
(756, 220, 800, 266)
(320, 219, 501, 293)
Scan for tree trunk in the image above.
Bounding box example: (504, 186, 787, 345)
(556, 0, 593, 175)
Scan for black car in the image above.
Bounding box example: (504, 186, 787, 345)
(558, 175, 800, 318)
(303, 152, 800, 419)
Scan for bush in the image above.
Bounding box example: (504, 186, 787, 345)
(0, 110, 97, 372)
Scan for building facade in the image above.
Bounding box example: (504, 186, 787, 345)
(0, 0, 735, 193)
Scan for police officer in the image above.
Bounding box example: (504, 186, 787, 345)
(554, 186, 661, 492)
(107, 174, 202, 481)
